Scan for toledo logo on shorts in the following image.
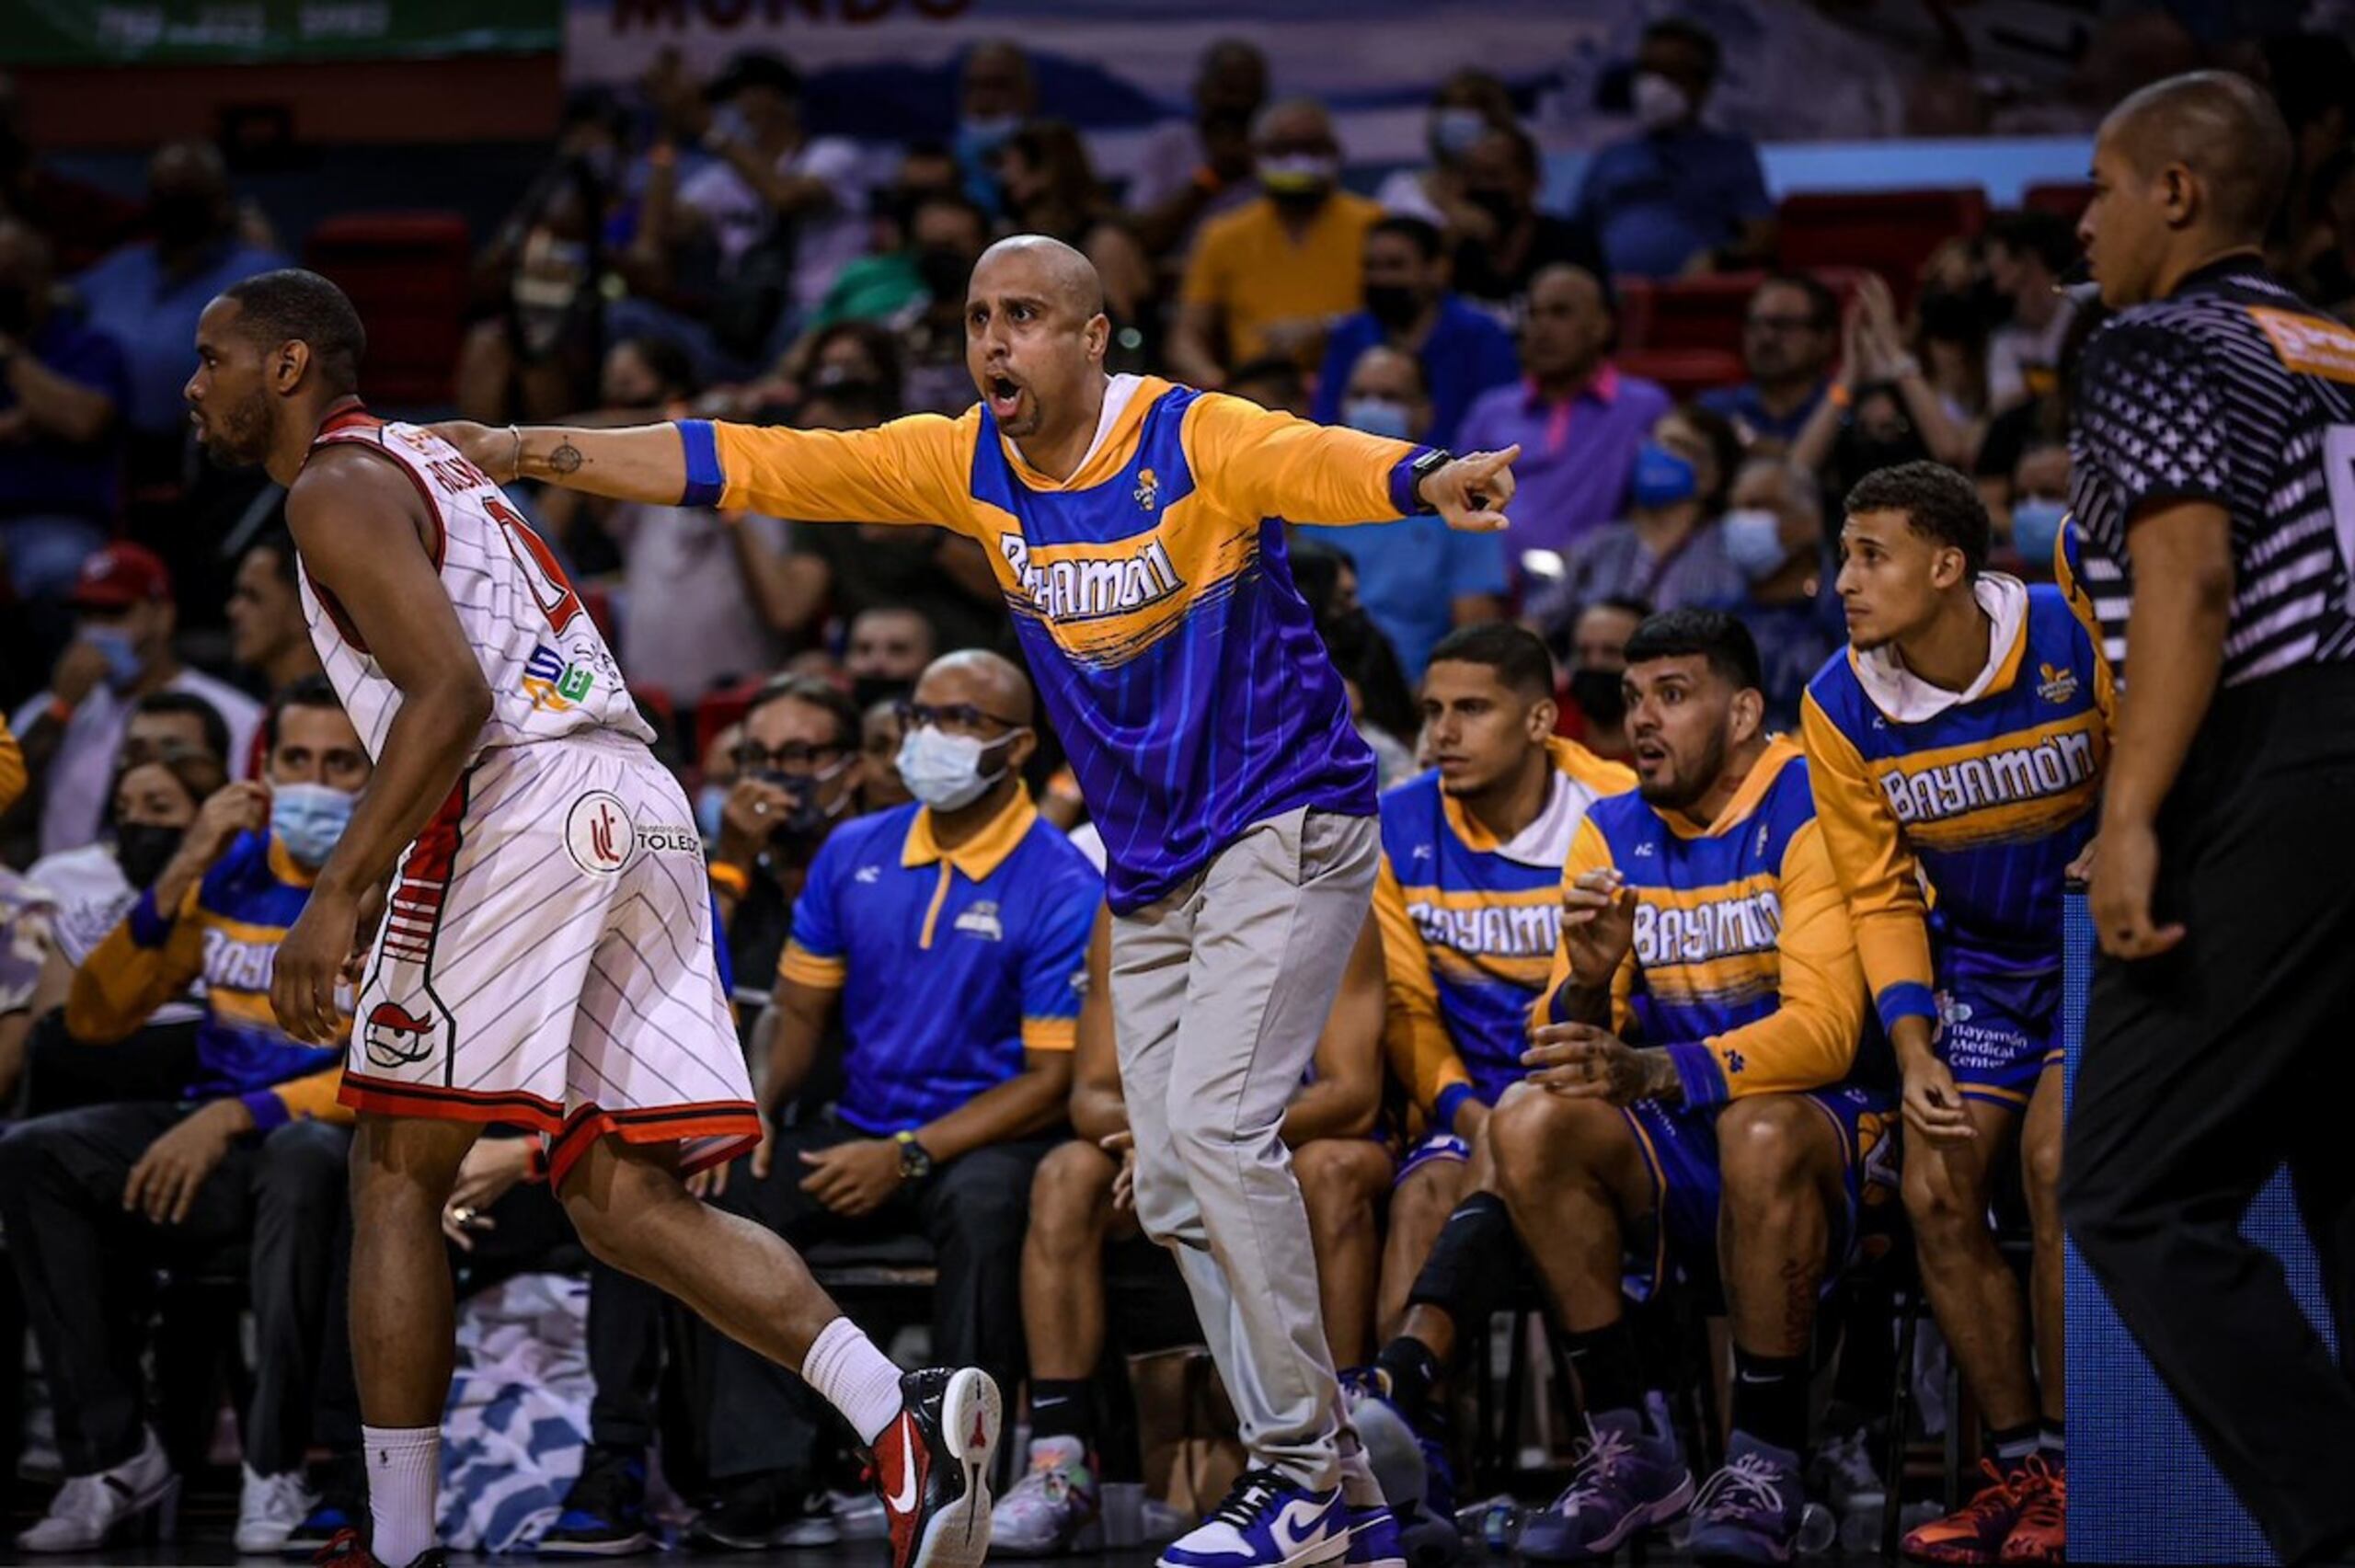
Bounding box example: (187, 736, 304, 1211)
(363, 1001, 437, 1068)
(567, 790, 635, 876)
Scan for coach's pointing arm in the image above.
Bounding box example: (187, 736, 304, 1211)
(435, 415, 973, 527)
(270, 449, 496, 1046)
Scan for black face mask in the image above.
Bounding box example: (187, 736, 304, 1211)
(850, 675, 913, 715)
(0, 284, 28, 338)
(116, 824, 185, 889)
(149, 190, 217, 249)
(1363, 283, 1423, 332)
(1569, 668, 1627, 728)
(757, 768, 845, 851)
(916, 245, 971, 303)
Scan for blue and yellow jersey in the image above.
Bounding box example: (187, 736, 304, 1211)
(1800, 579, 2112, 1036)
(1373, 738, 1635, 1130)
(67, 830, 348, 1127)
(778, 788, 1101, 1135)
(684, 374, 1430, 914)
(1540, 738, 1881, 1104)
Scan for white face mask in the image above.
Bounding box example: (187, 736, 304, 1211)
(1631, 72, 1692, 132)
(896, 725, 1026, 812)
(1720, 507, 1789, 580)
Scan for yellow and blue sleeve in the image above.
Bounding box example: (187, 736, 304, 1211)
(0, 717, 22, 816)
(777, 834, 848, 991)
(1668, 820, 1868, 1104)
(65, 882, 207, 1045)
(1017, 880, 1098, 1055)
(249, 1065, 353, 1130)
(689, 414, 975, 533)
(1370, 855, 1475, 1132)
(1800, 692, 1936, 1035)
(1182, 392, 1430, 525)
(1539, 818, 1637, 1035)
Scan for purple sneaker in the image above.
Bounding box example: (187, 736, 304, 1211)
(1683, 1433, 1805, 1565)
(1517, 1410, 1694, 1562)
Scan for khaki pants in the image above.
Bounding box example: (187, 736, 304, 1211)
(1109, 806, 1378, 1491)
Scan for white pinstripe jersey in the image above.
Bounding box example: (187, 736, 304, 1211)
(298, 411, 653, 763)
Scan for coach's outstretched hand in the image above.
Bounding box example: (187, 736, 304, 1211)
(1420, 445, 1521, 533)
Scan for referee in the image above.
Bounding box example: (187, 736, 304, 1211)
(2062, 72, 2355, 1567)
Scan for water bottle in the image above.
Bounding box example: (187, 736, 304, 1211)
(1795, 1502, 1840, 1556)
(1451, 1496, 1522, 1552)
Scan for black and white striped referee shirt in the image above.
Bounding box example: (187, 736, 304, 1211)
(2068, 258, 2355, 687)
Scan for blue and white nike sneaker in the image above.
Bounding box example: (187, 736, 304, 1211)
(1157, 1470, 1350, 1568)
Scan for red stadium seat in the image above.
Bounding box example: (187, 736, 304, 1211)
(1618, 268, 1867, 361)
(1620, 272, 1762, 356)
(694, 676, 768, 772)
(1616, 347, 1743, 401)
(1775, 189, 1988, 310)
(303, 212, 471, 408)
(2023, 182, 2096, 225)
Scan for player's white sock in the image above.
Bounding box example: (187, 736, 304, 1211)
(802, 1315, 902, 1446)
(360, 1425, 439, 1567)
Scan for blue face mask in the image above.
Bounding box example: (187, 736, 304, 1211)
(1720, 507, 1788, 580)
(695, 783, 729, 843)
(2011, 498, 2068, 577)
(1630, 441, 1699, 510)
(270, 782, 356, 869)
(80, 625, 143, 691)
(1342, 396, 1414, 441)
(1431, 107, 1488, 159)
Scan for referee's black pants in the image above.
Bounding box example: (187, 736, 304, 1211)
(2065, 664, 2355, 1567)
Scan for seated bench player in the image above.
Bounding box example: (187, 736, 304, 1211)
(1352, 623, 1630, 1516)
(1494, 610, 1898, 1565)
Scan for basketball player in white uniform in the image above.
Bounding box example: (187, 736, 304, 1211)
(186, 269, 1002, 1568)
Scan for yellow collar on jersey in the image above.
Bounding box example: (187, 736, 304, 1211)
(901, 785, 1040, 884)
(1657, 735, 1805, 840)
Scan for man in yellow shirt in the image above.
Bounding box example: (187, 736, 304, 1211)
(1167, 99, 1382, 386)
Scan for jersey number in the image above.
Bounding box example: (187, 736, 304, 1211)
(486, 497, 583, 634)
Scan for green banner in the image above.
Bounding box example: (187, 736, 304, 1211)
(0, 0, 557, 64)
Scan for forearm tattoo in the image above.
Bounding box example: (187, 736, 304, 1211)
(547, 440, 584, 476)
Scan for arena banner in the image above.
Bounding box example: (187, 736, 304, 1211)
(0, 0, 557, 65)
(560, 0, 2117, 167)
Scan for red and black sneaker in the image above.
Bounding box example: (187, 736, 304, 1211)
(872, 1366, 1003, 1568)
(310, 1526, 448, 1568)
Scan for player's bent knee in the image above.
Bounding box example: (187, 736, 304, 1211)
(2022, 1126, 2063, 1210)
(1716, 1096, 1826, 1196)
(1490, 1089, 1616, 1197)
(1295, 1139, 1390, 1213)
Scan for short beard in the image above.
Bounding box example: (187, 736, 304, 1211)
(1636, 728, 1728, 815)
(200, 389, 275, 469)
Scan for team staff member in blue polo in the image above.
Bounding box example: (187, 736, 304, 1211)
(685, 648, 1100, 1550)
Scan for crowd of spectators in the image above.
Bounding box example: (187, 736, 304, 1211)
(0, 15, 2350, 1560)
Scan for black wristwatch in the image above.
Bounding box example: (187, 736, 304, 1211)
(893, 1130, 934, 1182)
(1407, 447, 1454, 513)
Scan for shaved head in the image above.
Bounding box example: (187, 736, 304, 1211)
(974, 235, 1105, 321)
(918, 648, 1036, 727)
(2105, 70, 2292, 240)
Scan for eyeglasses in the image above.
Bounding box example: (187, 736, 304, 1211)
(731, 741, 851, 775)
(895, 700, 1026, 736)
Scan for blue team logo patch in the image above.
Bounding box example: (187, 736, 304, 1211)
(2036, 661, 2080, 704)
